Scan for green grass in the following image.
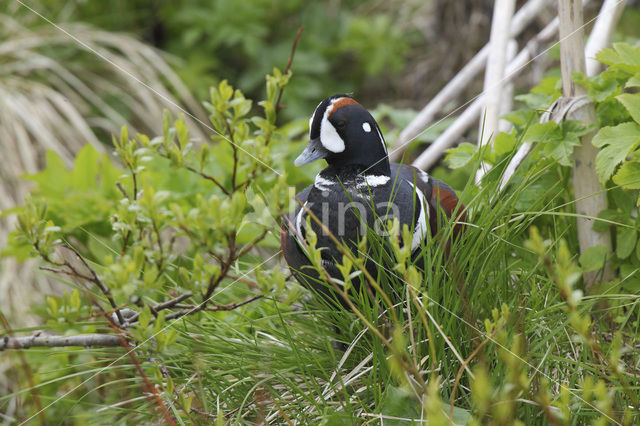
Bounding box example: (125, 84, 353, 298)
(3, 127, 639, 425)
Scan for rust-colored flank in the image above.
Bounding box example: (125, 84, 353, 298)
(328, 97, 360, 116)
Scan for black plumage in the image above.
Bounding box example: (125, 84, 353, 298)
(281, 95, 465, 300)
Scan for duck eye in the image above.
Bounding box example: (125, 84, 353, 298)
(335, 120, 346, 128)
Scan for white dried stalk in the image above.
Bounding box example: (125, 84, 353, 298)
(391, 0, 552, 161)
(558, 0, 615, 289)
(412, 17, 560, 171)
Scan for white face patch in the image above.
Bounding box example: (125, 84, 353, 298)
(407, 182, 429, 252)
(319, 99, 346, 153)
(362, 122, 372, 133)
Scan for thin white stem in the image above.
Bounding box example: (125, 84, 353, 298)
(412, 17, 560, 171)
(392, 0, 552, 160)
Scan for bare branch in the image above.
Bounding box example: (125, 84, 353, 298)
(184, 164, 230, 196)
(0, 333, 123, 350)
(164, 295, 263, 321)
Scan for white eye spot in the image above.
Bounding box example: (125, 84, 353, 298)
(362, 122, 372, 133)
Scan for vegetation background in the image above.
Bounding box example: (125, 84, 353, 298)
(1, 0, 640, 424)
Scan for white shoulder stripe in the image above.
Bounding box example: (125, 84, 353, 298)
(295, 201, 308, 240)
(407, 182, 429, 252)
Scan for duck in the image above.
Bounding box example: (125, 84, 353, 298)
(281, 94, 465, 301)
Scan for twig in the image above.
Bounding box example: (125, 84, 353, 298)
(236, 229, 269, 258)
(265, 26, 303, 147)
(124, 292, 194, 325)
(0, 332, 122, 350)
(184, 165, 230, 196)
(275, 27, 303, 116)
(154, 292, 194, 312)
(40, 243, 125, 325)
(225, 274, 259, 289)
(163, 295, 263, 321)
(224, 120, 238, 190)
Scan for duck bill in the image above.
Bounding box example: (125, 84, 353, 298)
(294, 137, 330, 167)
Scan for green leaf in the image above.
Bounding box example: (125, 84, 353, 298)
(596, 43, 640, 73)
(579, 245, 609, 272)
(46, 296, 58, 318)
(592, 122, 640, 183)
(616, 93, 640, 125)
(545, 132, 580, 166)
(445, 142, 477, 169)
(72, 145, 99, 191)
(620, 264, 640, 293)
(70, 289, 81, 309)
(613, 161, 640, 189)
(616, 227, 637, 259)
(494, 132, 516, 156)
(139, 305, 151, 329)
(515, 92, 552, 110)
(626, 73, 640, 88)
(521, 121, 559, 145)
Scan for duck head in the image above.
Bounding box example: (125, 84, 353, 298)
(294, 95, 390, 175)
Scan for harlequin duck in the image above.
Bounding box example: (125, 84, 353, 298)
(281, 94, 465, 300)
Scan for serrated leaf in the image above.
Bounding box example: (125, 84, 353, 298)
(617, 93, 640, 125)
(545, 132, 580, 166)
(596, 43, 640, 73)
(617, 227, 637, 259)
(579, 245, 609, 272)
(592, 122, 640, 183)
(613, 161, 640, 189)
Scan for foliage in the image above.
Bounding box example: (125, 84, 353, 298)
(42, 0, 419, 118)
(3, 34, 640, 426)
